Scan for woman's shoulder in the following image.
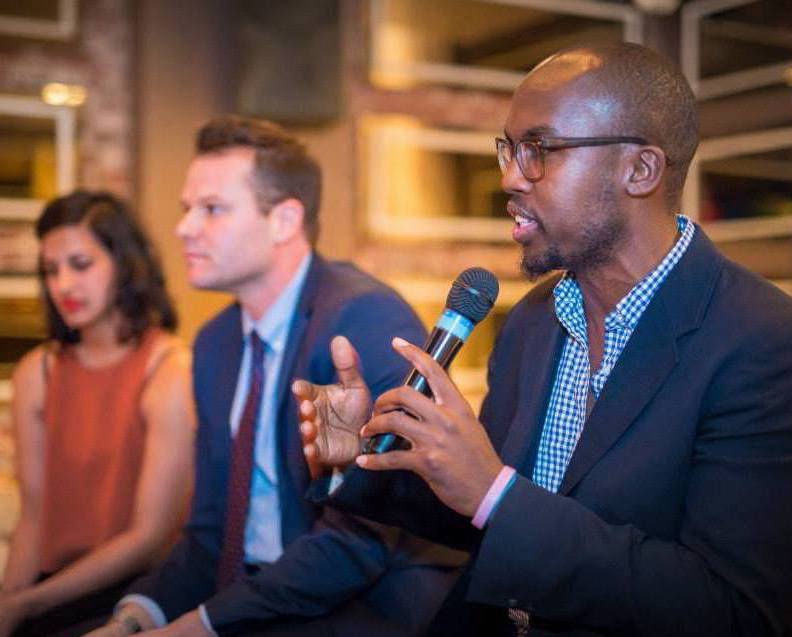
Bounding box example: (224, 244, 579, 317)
(12, 342, 61, 385)
(143, 329, 191, 380)
(142, 331, 192, 422)
(11, 341, 61, 408)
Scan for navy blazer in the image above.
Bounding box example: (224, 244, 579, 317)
(324, 230, 792, 636)
(130, 255, 463, 635)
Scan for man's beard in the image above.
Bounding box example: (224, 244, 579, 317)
(520, 192, 628, 280)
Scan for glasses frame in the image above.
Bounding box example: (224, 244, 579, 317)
(496, 135, 651, 182)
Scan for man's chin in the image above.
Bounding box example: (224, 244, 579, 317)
(520, 249, 561, 281)
(520, 263, 550, 281)
(188, 275, 223, 291)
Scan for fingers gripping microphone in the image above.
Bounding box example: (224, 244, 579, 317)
(364, 267, 500, 454)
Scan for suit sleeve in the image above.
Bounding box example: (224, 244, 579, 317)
(468, 322, 792, 636)
(203, 507, 463, 633)
(203, 290, 466, 635)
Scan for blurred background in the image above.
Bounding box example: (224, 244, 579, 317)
(0, 0, 789, 565)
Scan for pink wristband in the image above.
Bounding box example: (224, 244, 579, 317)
(471, 465, 516, 529)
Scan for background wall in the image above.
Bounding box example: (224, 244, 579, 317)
(136, 0, 237, 341)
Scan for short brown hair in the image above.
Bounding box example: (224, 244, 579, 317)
(196, 116, 321, 244)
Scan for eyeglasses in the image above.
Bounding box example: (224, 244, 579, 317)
(495, 136, 652, 182)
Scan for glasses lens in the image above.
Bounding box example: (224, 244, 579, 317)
(496, 139, 512, 173)
(515, 141, 540, 180)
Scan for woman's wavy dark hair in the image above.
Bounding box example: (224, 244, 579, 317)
(36, 190, 177, 344)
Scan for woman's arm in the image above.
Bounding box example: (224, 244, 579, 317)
(10, 340, 196, 620)
(2, 346, 47, 592)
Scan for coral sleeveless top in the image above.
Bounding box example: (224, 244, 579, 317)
(40, 328, 171, 573)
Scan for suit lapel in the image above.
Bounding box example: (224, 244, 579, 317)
(558, 297, 677, 494)
(501, 296, 565, 474)
(211, 305, 244, 460)
(558, 227, 724, 495)
(274, 255, 322, 510)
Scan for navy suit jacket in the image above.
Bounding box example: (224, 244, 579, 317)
(130, 254, 463, 635)
(323, 229, 792, 636)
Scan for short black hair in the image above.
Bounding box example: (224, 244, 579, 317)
(544, 43, 698, 207)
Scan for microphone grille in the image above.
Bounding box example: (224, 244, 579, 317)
(446, 267, 499, 324)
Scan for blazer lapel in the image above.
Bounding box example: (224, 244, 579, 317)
(211, 305, 244, 460)
(501, 297, 565, 475)
(274, 255, 321, 507)
(559, 298, 677, 494)
(558, 226, 724, 495)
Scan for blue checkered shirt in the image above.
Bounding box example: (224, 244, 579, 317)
(531, 215, 695, 493)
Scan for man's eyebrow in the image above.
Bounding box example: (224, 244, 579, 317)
(502, 126, 558, 142)
(521, 126, 558, 140)
(180, 195, 218, 209)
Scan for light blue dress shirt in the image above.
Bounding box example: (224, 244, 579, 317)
(232, 253, 312, 564)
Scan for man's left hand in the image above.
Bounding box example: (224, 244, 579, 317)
(357, 337, 504, 517)
(141, 611, 212, 637)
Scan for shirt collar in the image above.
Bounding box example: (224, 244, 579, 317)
(553, 215, 694, 337)
(241, 253, 313, 354)
(553, 274, 586, 343)
(607, 214, 693, 330)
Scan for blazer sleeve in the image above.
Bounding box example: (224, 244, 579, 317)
(202, 507, 464, 634)
(467, 320, 792, 636)
(125, 530, 218, 621)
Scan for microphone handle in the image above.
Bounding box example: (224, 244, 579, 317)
(363, 327, 464, 454)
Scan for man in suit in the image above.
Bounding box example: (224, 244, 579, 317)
(91, 116, 462, 637)
(295, 43, 792, 635)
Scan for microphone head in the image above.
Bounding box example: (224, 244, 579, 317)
(446, 267, 499, 324)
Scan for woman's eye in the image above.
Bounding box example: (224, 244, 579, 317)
(71, 257, 93, 271)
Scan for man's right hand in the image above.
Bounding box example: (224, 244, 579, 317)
(292, 335, 372, 477)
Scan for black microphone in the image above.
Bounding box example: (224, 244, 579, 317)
(363, 267, 500, 454)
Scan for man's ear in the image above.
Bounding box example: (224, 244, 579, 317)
(268, 198, 305, 244)
(624, 146, 666, 198)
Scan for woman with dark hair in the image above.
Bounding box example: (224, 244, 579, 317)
(0, 191, 195, 636)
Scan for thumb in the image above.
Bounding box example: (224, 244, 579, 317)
(330, 335, 366, 389)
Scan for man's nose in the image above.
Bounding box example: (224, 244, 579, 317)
(500, 159, 533, 196)
(176, 208, 199, 239)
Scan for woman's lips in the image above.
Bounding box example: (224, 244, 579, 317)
(59, 298, 84, 313)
